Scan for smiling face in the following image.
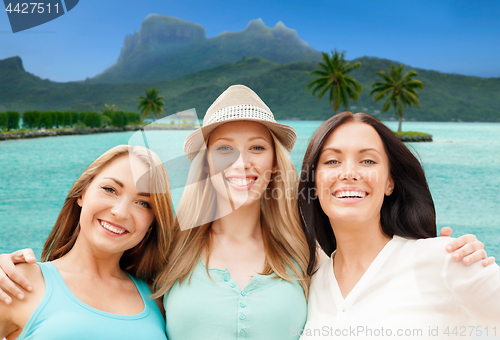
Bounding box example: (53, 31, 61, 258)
(76, 155, 155, 255)
(207, 121, 277, 210)
(315, 122, 394, 227)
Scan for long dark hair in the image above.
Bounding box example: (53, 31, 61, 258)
(298, 112, 436, 275)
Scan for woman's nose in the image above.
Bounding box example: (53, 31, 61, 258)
(231, 151, 251, 170)
(110, 197, 132, 220)
(338, 161, 359, 181)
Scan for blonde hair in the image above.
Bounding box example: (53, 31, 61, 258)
(42, 145, 174, 281)
(153, 131, 310, 297)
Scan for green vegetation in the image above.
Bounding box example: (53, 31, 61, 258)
(138, 87, 165, 122)
(0, 109, 141, 133)
(370, 64, 424, 131)
(0, 56, 499, 122)
(308, 50, 362, 113)
(6, 111, 20, 131)
(0, 112, 6, 131)
(393, 131, 430, 136)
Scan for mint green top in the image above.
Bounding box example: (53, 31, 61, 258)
(164, 260, 307, 340)
(18, 262, 167, 340)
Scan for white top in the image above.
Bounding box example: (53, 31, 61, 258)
(300, 236, 500, 340)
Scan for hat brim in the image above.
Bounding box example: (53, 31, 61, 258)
(183, 118, 297, 161)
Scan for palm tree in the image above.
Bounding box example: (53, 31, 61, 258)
(370, 64, 424, 132)
(307, 50, 362, 113)
(138, 87, 165, 122)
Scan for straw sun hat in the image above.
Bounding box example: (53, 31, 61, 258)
(183, 85, 297, 161)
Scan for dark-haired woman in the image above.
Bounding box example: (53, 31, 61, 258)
(297, 112, 499, 339)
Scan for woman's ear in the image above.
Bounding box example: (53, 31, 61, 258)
(77, 196, 83, 207)
(385, 177, 395, 196)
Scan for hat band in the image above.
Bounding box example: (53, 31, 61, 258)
(204, 104, 276, 126)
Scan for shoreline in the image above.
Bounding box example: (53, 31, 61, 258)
(0, 125, 196, 141)
(395, 134, 433, 142)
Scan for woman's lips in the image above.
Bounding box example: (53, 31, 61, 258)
(98, 219, 129, 236)
(225, 176, 257, 191)
(332, 187, 369, 204)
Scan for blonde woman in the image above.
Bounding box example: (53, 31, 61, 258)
(0, 145, 172, 339)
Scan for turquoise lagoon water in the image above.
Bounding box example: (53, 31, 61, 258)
(0, 121, 499, 259)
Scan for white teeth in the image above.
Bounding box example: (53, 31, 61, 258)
(227, 178, 256, 187)
(100, 221, 127, 235)
(335, 191, 366, 198)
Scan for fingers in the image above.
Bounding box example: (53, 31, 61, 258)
(0, 267, 22, 305)
(0, 252, 35, 303)
(439, 227, 453, 237)
(445, 234, 477, 253)
(11, 249, 37, 264)
(482, 256, 496, 267)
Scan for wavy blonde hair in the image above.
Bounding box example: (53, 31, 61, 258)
(42, 145, 174, 281)
(153, 131, 310, 298)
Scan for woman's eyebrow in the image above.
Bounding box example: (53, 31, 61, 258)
(320, 147, 382, 155)
(321, 147, 342, 154)
(213, 137, 234, 142)
(359, 148, 382, 155)
(248, 136, 269, 142)
(104, 177, 123, 187)
(104, 177, 150, 197)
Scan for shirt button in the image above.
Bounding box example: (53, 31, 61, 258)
(224, 277, 229, 282)
(240, 302, 246, 308)
(239, 329, 246, 335)
(239, 313, 246, 320)
(241, 291, 247, 296)
(230, 283, 236, 288)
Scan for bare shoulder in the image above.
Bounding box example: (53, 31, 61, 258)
(0, 264, 44, 339)
(16, 263, 44, 283)
(8, 264, 46, 334)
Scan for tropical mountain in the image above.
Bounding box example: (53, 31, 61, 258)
(1, 55, 499, 122)
(88, 15, 322, 84)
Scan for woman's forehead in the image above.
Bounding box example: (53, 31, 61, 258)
(322, 122, 385, 153)
(210, 121, 272, 143)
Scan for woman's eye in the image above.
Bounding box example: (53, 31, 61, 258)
(217, 146, 232, 152)
(102, 186, 116, 194)
(252, 146, 265, 151)
(139, 201, 152, 209)
(363, 159, 376, 165)
(325, 160, 338, 165)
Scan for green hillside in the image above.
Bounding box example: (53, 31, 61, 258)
(1, 56, 499, 122)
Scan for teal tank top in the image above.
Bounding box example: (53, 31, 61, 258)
(18, 262, 167, 340)
(164, 260, 307, 340)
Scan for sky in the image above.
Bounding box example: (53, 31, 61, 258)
(1, 0, 499, 82)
